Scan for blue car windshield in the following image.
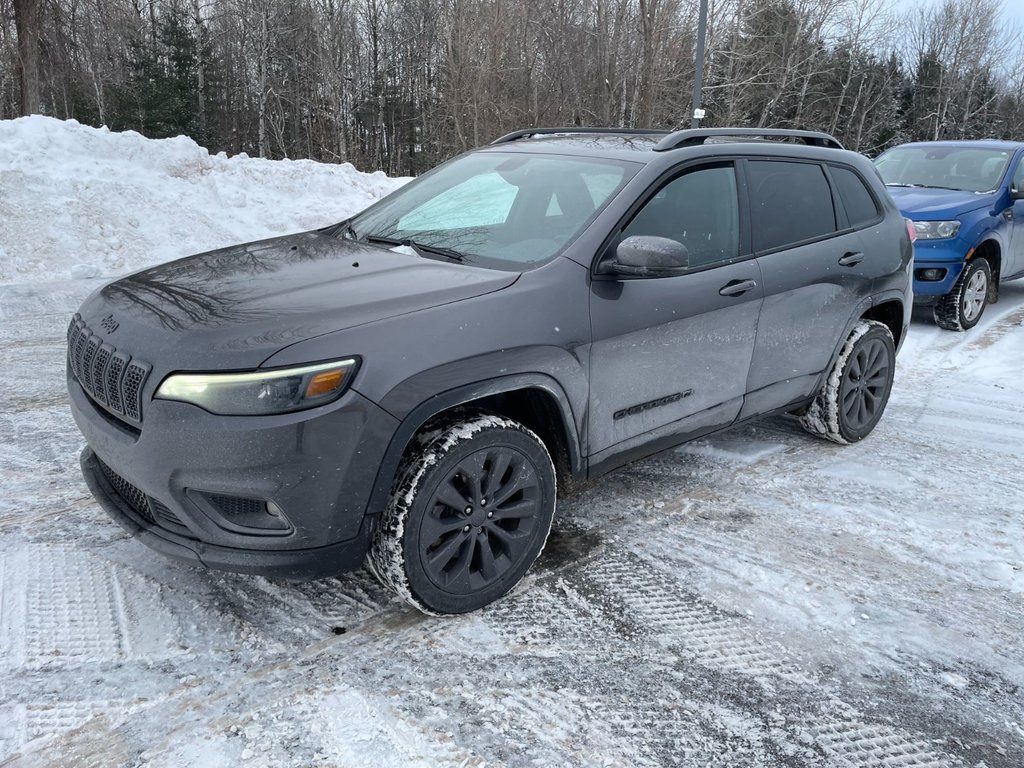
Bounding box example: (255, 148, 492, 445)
(348, 152, 637, 268)
(875, 146, 1012, 193)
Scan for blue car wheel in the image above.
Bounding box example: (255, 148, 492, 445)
(933, 258, 992, 331)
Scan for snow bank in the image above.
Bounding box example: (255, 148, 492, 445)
(0, 116, 408, 283)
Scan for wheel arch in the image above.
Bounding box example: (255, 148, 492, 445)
(969, 238, 1002, 293)
(814, 292, 905, 395)
(363, 374, 584, 522)
(860, 297, 905, 350)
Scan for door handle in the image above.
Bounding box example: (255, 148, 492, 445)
(719, 279, 758, 296)
(838, 251, 864, 267)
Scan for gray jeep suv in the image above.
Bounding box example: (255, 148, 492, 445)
(67, 127, 913, 614)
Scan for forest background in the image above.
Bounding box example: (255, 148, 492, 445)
(3, 0, 1023, 175)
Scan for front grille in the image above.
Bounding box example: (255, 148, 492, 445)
(68, 314, 151, 426)
(96, 457, 188, 531)
(96, 456, 154, 524)
(105, 354, 128, 413)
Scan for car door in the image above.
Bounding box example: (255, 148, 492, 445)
(740, 158, 882, 418)
(1006, 152, 1024, 278)
(588, 162, 763, 464)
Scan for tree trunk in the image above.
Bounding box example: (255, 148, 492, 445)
(258, 8, 269, 158)
(13, 0, 43, 116)
(636, 0, 660, 127)
(194, 0, 207, 140)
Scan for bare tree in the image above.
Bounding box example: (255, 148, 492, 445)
(3, 0, 1024, 166)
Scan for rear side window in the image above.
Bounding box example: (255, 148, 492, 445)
(830, 166, 880, 228)
(747, 161, 837, 252)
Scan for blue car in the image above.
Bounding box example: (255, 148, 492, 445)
(874, 140, 1024, 330)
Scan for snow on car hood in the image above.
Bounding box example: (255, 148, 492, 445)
(886, 186, 997, 219)
(78, 230, 518, 369)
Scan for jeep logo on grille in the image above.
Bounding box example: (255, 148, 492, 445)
(101, 314, 119, 333)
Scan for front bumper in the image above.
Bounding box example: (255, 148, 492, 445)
(70, 368, 400, 578)
(911, 240, 969, 297)
(81, 447, 372, 577)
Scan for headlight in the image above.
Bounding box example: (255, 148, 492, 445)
(912, 220, 960, 240)
(155, 358, 358, 415)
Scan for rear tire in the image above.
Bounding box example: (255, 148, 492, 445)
(368, 414, 556, 615)
(800, 320, 895, 445)
(933, 258, 991, 331)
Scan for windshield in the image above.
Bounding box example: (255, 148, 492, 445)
(348, 152, 636, 268)
(875, 146, 1011, 193)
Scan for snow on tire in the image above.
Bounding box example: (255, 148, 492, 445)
(933, 257, 991, 332)
(367, 414, 556, 615)
(800, 319, 895, 445)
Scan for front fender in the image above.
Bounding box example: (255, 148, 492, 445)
(363, 366, 586, 521)
(961, 208, 1009, 258)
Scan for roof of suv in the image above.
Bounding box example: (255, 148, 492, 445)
(479, 134, 666, 162)
(890, 139, 1024, 152)
(478, 127, 853, 164)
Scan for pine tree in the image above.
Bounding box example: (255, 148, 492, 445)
(112, 10, 205, 142)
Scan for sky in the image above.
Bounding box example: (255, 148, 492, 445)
(893, 0, 1024, 27)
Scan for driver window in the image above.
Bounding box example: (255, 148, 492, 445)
(1013, 158, 1024, 193)
(621, 164, 740, 269)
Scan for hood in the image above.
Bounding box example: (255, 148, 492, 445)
(79, 230, 519, 369)
(886, 186, 996, 219)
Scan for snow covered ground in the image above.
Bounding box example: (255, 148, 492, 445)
(1, 119, 1023, 767)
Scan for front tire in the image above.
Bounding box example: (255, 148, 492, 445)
(800, 320, 896, 445)
(368, 415, 556, 615)
(933, 258, 991, 331)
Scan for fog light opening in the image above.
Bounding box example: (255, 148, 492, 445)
(915, 268, 947, 282)
(187, 490, 293, 536)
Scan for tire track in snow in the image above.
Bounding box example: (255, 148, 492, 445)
(0, 544, 194, 759)
(21, 545, 127, 666)
(807, 716, 961, 767)
(577, 550, 968, 767)
(585, 551, 797, 679)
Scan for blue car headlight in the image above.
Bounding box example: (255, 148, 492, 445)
(912, 220, 960, 240)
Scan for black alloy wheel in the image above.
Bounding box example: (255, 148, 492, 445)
(369, 415, 556, 614)
(799, 319, 895, 444)
(419, 444, 543, 594)
(838, 335, 891, 433)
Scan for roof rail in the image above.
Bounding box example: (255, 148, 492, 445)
(653, 128, 844, 151)
(491, 127, 669, 144)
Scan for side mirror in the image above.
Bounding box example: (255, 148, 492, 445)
(1011, 185, 1024, 201)
(612, 235, 689, 277)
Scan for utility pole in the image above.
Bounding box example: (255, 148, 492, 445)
(13, 0, 43, 116)
(690, 0, 709, 129)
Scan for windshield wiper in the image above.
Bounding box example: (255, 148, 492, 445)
(886, 182, 968, 192)
(363, 234, 466, 263)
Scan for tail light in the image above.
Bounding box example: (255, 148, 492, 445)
(905, 218, 918, 243)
